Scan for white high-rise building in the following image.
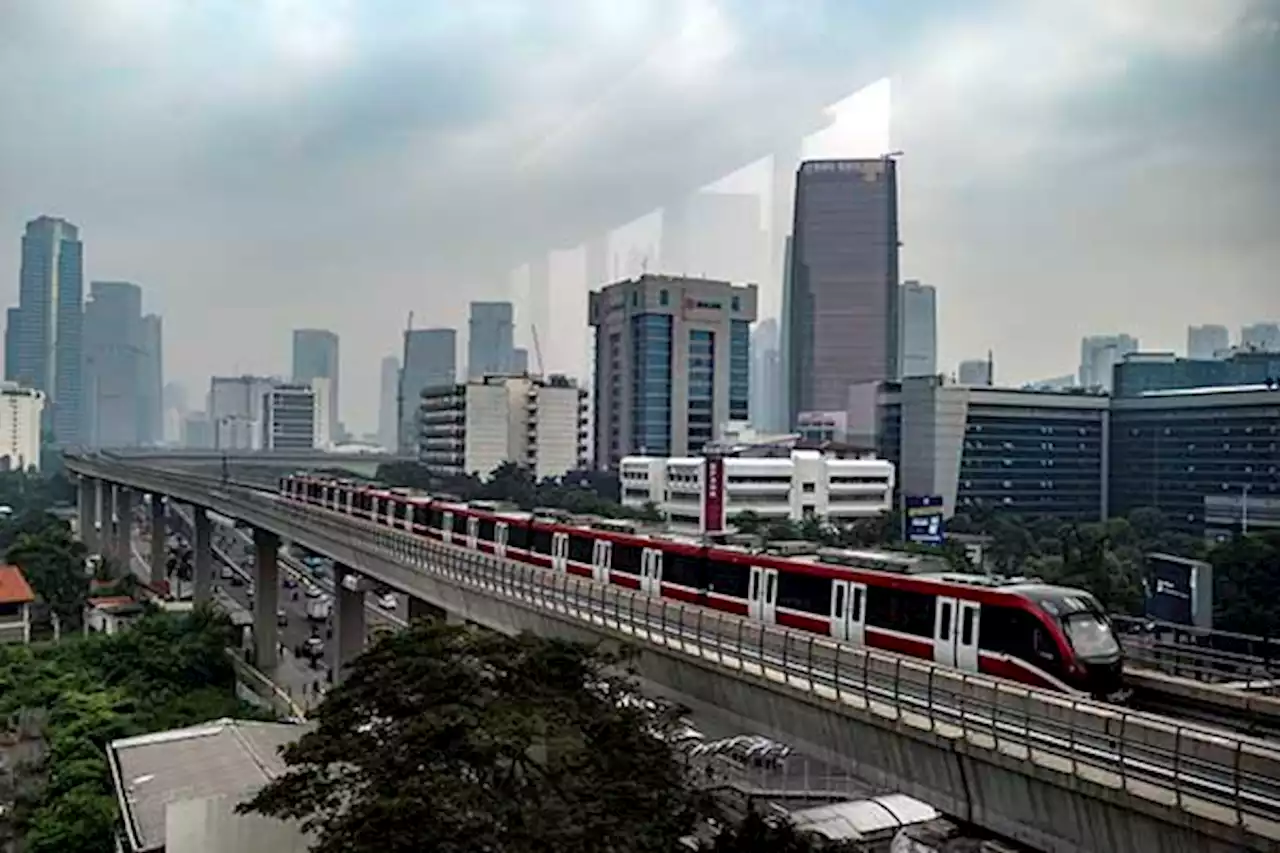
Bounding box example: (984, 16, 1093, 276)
(262, 382, 322, 451)
(0, 383, 45, 471)
(1241, 322, 1280, 353)
(418, 374, 587, 480)
(377, 355, 400, 451)
(1078, 334, 1138, 391)
(899, 280, 937, 379)
(957, 358, 994, 387)
(1187, 325, 1230, 360)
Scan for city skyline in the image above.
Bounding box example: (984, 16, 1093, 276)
(1, 2, 1277, 434)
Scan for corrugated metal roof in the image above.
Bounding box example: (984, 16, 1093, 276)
(790, 794, 939, 840)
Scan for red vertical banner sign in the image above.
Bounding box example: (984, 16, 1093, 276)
(702, 456, 726, 535)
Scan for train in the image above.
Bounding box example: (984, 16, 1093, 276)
(278, 473, 1127, 700)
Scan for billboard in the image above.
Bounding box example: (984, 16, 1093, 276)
(702, 456, 727, 535)
(1144, 553, 1213, 628)
(904, 495, 945, 546)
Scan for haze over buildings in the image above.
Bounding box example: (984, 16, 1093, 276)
(0, 3, 1276, 434)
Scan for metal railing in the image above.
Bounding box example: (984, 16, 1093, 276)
(67, 455, 1280, 836)
(1115, 615, 1280, 688)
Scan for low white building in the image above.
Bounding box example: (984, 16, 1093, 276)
(262, 380, 330, 451)
(0, 382, 44, 471)
(418, 374, 588, 480)
(620, 449, 895, 534)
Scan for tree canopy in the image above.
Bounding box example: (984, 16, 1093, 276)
(241, 621, 843, 853)
(0, 608, 269, 853)
(5, 514, 90, 631)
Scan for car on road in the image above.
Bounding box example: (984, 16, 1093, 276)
(277, 609, 288, 627)
(377, 592, 397, 610)
(299, 636, 325, 660)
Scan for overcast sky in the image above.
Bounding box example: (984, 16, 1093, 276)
(2, 0, 1277, 435)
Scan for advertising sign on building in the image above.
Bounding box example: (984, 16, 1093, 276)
(905, 495, 945, 546)
(702, 456, 727, 535)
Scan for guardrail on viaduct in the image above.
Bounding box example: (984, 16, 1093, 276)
(65, 454, 1280, 853)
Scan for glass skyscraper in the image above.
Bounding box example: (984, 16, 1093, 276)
(292, 329, 340, 438)
(5, 216, 85, 445)
(589, 274, 757, 468)
(787, 159, 900, 428)
(467, 301, 515, 379)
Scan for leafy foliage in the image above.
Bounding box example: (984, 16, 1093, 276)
(0, 608, 270, 853)
(1208, 531, 1280, 636)
(5, 515, 90, 630)
(241, 621, 710, 853)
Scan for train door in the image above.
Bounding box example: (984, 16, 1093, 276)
(640, 548, 664, 596)
(933, 597, 958, 667)
(956, 601, 980, 672)
(441, 512, 454, 544)
(591, 539, 611, 583)
(495, 522, 509, 558)
(829, 580, 867, 646)
(552, 532, 569, 572)
(466, 517, 479, 550)
(748, 566, 778, 623)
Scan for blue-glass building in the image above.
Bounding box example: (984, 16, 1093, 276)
(1113, 352, 1280, 398)
(589, 274, 758, 468)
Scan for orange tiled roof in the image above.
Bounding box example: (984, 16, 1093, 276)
(0, 565, 35, 605)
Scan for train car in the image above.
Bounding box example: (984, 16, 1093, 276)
(277, 473, 1126, 700)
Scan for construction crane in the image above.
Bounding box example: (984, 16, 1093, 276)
(530, 324, 545, 377)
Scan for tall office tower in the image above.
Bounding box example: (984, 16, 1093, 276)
(1241, 322, 1280, 353)
(6, 216, 85, 444)
(957, 358, 995, 387)
(786, 159, 900, 428)
(588, 274, 757, 468)
(899, 280, 938, 378)
(778, 235, 794, 424)
(378, 355, 400, 451)
(398, 328, 456, 454)
(1078, 334, 1139, 391)
(1187, 324, 1230, 360)
(511, 348, 529, 374)
(162, 381, 188, 445)
(467, 301, 515, 379)
(750, 318, 784, 432)
(138, 314, 163, 445)
(83, 281, 145, 447)
(291, 329, 339, 439)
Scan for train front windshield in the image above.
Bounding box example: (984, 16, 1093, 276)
(1062, 613, 1121, 659)
(1038, 593, 1121, 660)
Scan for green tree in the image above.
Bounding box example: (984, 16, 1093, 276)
(240, 621, 708, 852)
(1209, 532, 1280, 636)
(7, 522, 90, 630)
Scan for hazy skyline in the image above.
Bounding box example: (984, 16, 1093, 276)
(2, 0, 1277, 434)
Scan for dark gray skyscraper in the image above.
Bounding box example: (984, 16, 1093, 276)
(786, 159, 899, 427)
(398, 328, 456, 453)
(6, 216, 85, 444)
(292, 329, 339, 438)
(378, 355, 400, 451)
(138, 314, 163, 445)
(467, 301, 515, 379)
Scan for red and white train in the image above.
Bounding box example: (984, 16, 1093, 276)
(279, 473, 1127, 700)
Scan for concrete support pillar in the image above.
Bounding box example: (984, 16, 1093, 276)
(407, 596, 447, 624)
(77, 476, 98, 552)
(149, 494, 167, 586)
(192, 507, 213, 606)
(252, 529, 280, 671)
(115, 488, 135, 574)
(332, 565, 367, 680)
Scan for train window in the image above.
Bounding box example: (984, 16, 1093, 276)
(961, 608, 975, 646)
(412, 506, 428, 528)
(851, 587, 864, 623)
(834, 584, 845, 619)
(776, 572, 830, 615)
(865, 587, 936, 638)
(568, 534, 594, 564)
(531, 529, 554, 555)
(506, 524, 530, 550)
(452, 514, 467, 534)
(664, 551, 705, 590)
(938, 601, 952, 642)
(478, 519, 496, 542)
(706, 559, 750, 598)
(612, 542, 641, 574)
(427, 508, 444, 531)
(979, 606, 1058, 669)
